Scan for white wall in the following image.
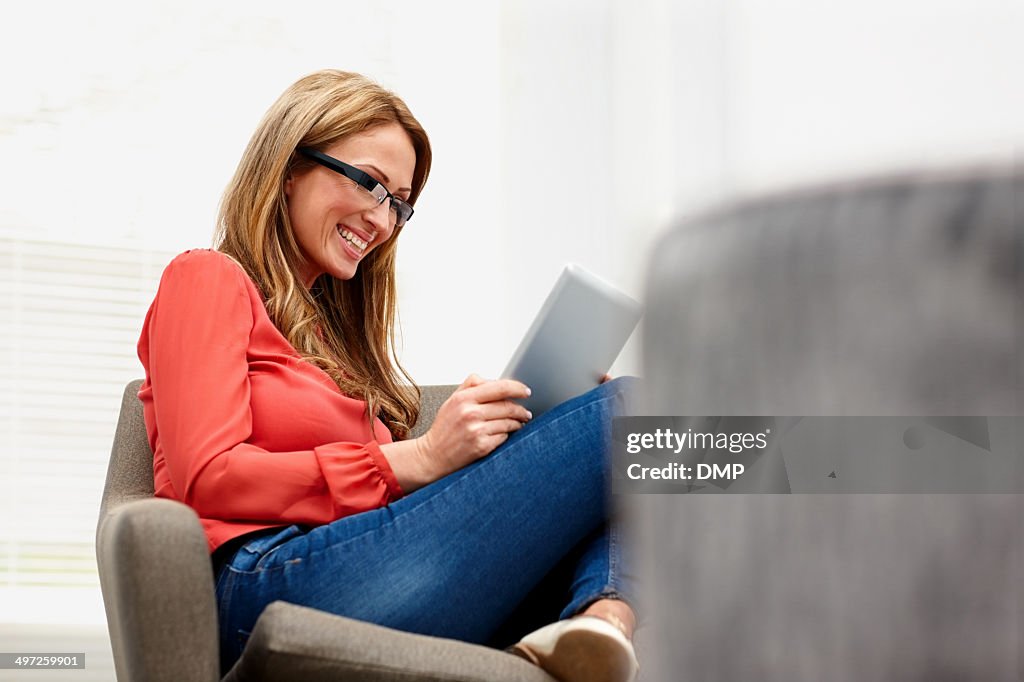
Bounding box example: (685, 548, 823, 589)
(0, 0, 1021, 638)
(3, 0, 1020, 382)
(717, 0, 1023, 194)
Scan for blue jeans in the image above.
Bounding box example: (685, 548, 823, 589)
(214, 377, 639, 672)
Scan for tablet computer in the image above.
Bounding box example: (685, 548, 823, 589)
(500, 264, 643, 416)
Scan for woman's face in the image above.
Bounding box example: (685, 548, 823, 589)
(285, 122, 416, 287)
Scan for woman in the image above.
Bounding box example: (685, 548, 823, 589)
(138, 69, 639, 682)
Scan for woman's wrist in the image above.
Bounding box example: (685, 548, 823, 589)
(379, 435, 436, 493)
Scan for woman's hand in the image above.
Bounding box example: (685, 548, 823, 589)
(412, 374, 532, 483)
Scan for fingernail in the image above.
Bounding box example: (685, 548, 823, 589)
(526, 411, 533, 420)
(525, 387, 532, 396)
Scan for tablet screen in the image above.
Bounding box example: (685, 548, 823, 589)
(500, 264, 642, 415)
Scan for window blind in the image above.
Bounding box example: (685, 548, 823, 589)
(0, 238, 172, 624)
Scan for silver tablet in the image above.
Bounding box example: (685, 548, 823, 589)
(500, 264, 643, 416)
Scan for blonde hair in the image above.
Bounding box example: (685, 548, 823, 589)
(214, 70, 431, 439)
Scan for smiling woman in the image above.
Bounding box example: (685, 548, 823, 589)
(138, 69, 640, 682)
(214, 71, 432, 438)
(285, 124, 416, 286)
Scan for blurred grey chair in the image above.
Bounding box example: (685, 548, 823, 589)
(97, 381, 557, 682)
(633, 167, 1023, 681)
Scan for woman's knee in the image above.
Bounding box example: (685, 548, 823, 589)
(594, 375, 642, 416)
(604, 374, 640, 395)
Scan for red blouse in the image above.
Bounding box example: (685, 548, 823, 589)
(137, 249, 404, 553)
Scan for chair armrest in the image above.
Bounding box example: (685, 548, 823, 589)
(97, 498, 220, 682)
(224, 601, 556, 682)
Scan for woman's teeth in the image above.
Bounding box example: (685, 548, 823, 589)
(339, 227, 368, 252)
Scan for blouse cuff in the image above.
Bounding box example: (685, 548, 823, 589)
(314, 440, 406, 517)
(364, 439, 405, 500)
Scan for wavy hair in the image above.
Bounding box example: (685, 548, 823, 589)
(214, 70, 431, 439)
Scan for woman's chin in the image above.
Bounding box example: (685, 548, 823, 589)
(326, 261, 359, 281)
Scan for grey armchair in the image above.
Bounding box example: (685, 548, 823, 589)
(633, 167, 1022, 681)
(97, 380, 557, 682)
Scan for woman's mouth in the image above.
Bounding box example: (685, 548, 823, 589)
(338, 226, 368, 255)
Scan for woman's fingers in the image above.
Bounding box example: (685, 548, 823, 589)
(485, 418, 526, 436)
(463, 378, 531, 404)
(459, 373, 488, 390)
(478, 399, 531, 423)
(483, 432, 510, 452)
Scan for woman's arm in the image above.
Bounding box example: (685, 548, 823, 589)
(140, 251, 402, 524)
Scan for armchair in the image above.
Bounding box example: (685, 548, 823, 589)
(96, 380, 556, 682)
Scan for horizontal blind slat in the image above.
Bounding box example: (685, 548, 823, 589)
(1, 239, 175, 599)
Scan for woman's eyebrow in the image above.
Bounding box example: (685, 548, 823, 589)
(358, 163, 412, 194)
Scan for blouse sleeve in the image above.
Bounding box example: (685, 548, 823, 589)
(138, 250, 404, 525)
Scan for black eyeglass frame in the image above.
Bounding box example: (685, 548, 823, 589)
(296, 147, 414, 227)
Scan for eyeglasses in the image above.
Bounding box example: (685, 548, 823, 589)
(297, 147, 415, 227)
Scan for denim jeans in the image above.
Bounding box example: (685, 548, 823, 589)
(214, 377, 639, 672)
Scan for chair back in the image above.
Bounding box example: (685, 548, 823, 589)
(96, 381, 220, 682)
(98, 380, 153, 517)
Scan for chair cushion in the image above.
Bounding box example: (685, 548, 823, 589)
(410, 385, 458, 439)
(223, 601, 557, 682)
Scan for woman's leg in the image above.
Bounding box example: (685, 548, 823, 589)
(483, 521, 603, 649)
(215, 377, 639, 670)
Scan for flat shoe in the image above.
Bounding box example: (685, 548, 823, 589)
(508, 616, 639, 682)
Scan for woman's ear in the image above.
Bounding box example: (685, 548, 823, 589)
(284, 175, 293, 198)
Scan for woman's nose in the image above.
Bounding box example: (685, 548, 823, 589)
(363, 200, 393, 236)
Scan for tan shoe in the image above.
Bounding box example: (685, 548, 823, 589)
(508, 616, 639, 682)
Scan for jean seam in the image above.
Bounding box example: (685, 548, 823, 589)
(216, 566, 237, 657)
(563, 526, 625, 619)
(219, 550, 295, 577)
(221, 525, 308, 574)
(252, 543, 296, 572)
(609, 521, 620, 596)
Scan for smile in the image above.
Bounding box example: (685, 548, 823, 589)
(338, 226, 368, 253)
